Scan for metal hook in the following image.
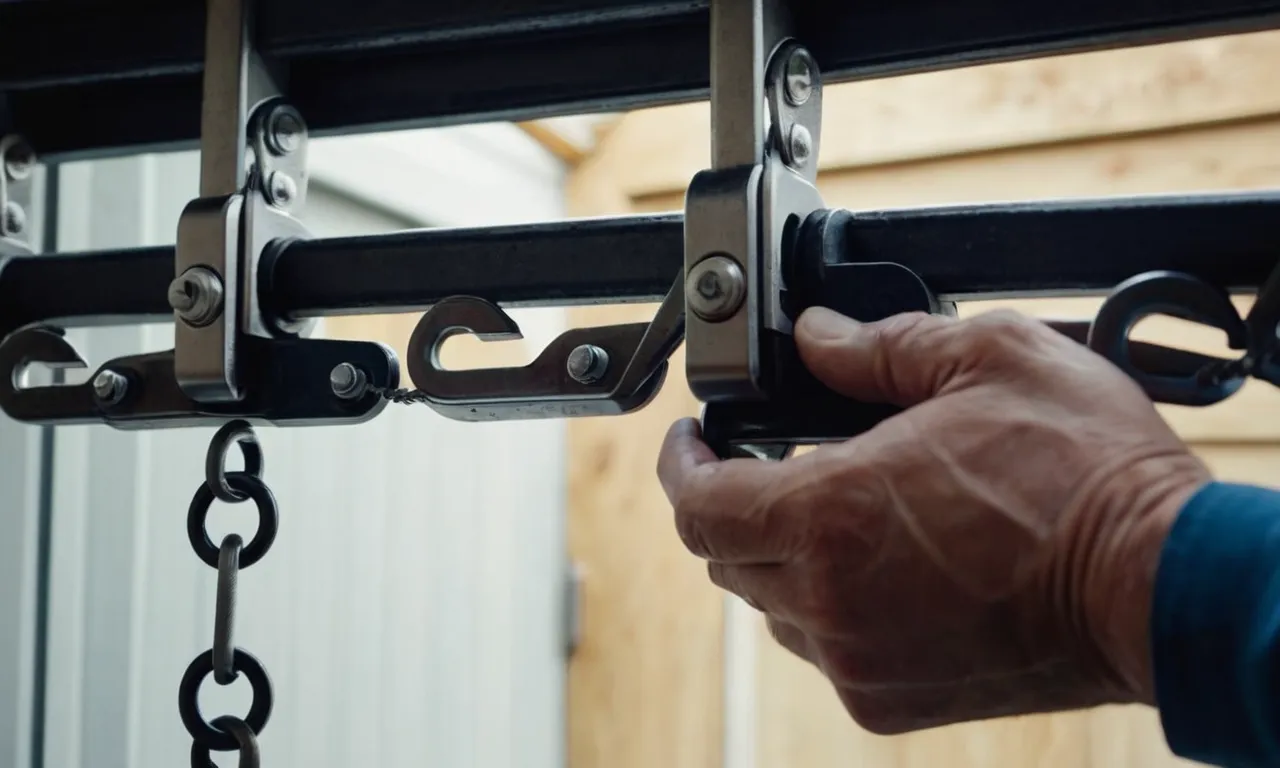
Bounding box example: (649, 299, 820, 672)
(0, 327, 111, 423)
(406, 280, 684, 422)
(1088, 271, 1247, 406)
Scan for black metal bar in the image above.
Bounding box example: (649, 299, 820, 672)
(5, 0, 1280, 159)
(835, 193, 1280, 298)
(263, 214, 685, 318)
(2, 193, 1278, 341)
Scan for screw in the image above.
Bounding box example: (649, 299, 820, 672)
(330, 363, 368, 400)
(686, 255, 747, 323)
(567, 345, 610, 385)
(2, 202, 25, 236)
(266, 108, 305, 156)
(267, 172, 298, 207)
(788, 125, 813, 169)
(3, 139, 36, 181)
(784, 48, 816, 106)
(168, 267, 225, 327)
(92, 369, 128, 406)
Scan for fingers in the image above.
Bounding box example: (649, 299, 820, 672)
(793, 307, 962, 406)
(659, 419, 818, 564)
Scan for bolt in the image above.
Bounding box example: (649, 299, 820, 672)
(788, 124, 813, 169)
(567, 345, 610, 385)
(685, 255, 747, 323)
(2, 202, 25, 236)
(784, 48, 816, 106)
(92, 369, 128, 406)
(330, 363, 368, 400)
(267, 172, 298, 207)
(3, 139, 36, 181)
(168, 267, 225, 327)
(266, 108, 305, 156)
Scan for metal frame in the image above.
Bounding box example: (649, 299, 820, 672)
(2, 0, 1279, 439)
(5, 193, 1280, 341)
(7, 1, 1280, 159)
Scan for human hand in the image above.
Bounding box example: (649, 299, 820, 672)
(658, 307, 1210, 734)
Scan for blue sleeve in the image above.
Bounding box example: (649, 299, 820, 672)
(1154, 482, 1280, 767)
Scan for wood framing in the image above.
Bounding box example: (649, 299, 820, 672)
(565, 28, 1280, 768)
(598, 29, 1280, 200)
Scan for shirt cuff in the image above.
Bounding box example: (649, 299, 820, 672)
(1153, 481, 1280, 768)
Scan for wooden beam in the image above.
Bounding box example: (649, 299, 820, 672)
(517, 120, 589, 166)
(596, 30, 1280, 199)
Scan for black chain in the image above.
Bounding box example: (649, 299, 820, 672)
(179, 420, 276, 765)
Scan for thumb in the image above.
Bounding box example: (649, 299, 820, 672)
(793, 307, 962, 406)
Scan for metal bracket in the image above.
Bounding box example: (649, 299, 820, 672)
(399, 276, 685, 421)
(0, 326, 396, 429)
(173, 0, 312, 404)
(685, 0, 827, 404)
(0, 135, 36, 259)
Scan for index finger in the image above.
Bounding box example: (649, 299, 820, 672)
(658, 418, 820, 564)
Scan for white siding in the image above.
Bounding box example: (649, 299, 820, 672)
(38, 127, 569, 768)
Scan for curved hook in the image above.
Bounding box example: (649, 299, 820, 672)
(408, 296, 523, 378)
(1088, 271, 1246, 406)
(0, 326, 98, 423)
(0, 326, 86, 385)
(405, 296, 668, 421)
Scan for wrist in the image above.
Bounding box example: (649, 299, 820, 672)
(1083, 455, 1210, 705)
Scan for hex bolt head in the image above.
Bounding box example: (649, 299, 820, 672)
(330, 363, 368, 400)
(266, 108, 305, 156)
(267, 172, 298, 207)
(566, 345, 610, 385)
(788, 124, 813, 169)
(686, 255, 747, 323)
(3, 139, 36, 181)
(92, 369, 128, 406)
(2, 202, 25, 236)
(168, 267, 225, 327)
(784, 48, 816, 106)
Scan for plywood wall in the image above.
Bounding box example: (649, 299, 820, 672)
(565, 30, 1280, 768)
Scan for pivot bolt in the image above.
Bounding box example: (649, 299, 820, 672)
(92, 369, 128, 406)
(567, 345, 610, 385)
(169, 267, 225, 328)
(265, 107, 305, 156)
(2, 202, 25, 236)
(267, 172, 297, 207)
(788, 124, 813, 169)
(330, 363, 368, 400)
(784, 48, 816, 106)
(3, 139, 35, 181)
(686, 255, 746, 323)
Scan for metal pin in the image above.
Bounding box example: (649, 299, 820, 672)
(567, 345, 610, 384)
(686, 255, 747, 322)
(169, 267, 225, 327)
(92, 369, 128, 405)
(330, 363, 368, 399)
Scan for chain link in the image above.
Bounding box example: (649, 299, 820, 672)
(180, 420, 276, 765)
